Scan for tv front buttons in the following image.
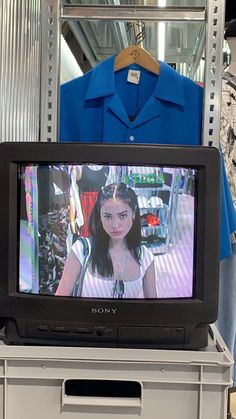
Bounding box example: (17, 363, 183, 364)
(50, 326, 70, 333)
(73, 327, 93, 334)
(37, 325, 49, 332)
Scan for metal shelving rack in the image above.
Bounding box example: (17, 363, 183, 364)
(0, 4, 232, 418)
(40, 0, 225, 149)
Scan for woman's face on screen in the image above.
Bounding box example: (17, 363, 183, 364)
(100, 198, 134, 240)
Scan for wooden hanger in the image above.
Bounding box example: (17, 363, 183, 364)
(114, 45, 160, 75)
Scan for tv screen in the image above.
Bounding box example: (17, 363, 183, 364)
(0, 143, 221, 349)
(19, 163, 197, 300)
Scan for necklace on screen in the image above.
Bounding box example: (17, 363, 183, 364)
(109, 248, 128, 298)
(109, 248, 128, 279)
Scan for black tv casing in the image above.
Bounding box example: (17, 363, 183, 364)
(0, 142, 221, 350)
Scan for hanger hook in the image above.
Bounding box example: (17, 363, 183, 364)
(134, 21, 146, 46)
(126, 21, 146, 46)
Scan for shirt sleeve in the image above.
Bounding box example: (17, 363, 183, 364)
(71, 239, 85, 265)
(141, 245, 154, 272)
(60, 79, 81, 142)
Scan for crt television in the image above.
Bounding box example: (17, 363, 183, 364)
(0, 142, 221, 349)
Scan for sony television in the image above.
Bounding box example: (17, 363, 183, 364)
(0, 142, 221, 349)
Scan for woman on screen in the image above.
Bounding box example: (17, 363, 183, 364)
(56, 183, 157, 298)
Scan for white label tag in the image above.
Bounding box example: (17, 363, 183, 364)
(127, 69, 141, 84)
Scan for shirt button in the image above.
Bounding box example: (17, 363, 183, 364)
(129, 136, 135, 142)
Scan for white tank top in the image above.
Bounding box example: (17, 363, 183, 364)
(71, 240, 154, 299)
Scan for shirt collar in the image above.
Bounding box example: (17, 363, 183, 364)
(85, 54, 186, 108)
(85, 56, 116, 100)
(153, 61, 186, 107)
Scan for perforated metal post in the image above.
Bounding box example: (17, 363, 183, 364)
(40, 0, 61, 142)
(203, 0, 226, 147)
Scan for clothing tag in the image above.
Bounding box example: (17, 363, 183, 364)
(127, 69, 141, 84)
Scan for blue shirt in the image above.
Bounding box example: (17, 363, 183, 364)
(60, 55, 236, 259)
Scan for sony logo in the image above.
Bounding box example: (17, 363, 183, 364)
(91, 308, 117, 314)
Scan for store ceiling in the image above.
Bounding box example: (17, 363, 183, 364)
(61, 0, 206, 79)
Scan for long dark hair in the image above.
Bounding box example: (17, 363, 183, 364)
(89, 183, 141, 277)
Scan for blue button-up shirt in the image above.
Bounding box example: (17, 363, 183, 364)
(60, 55, 202, 145)
(60, 55, 236, 259)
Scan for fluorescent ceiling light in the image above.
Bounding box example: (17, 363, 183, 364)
(60, 35, 83, 85)
(157, 0, 166, 61)
(158, 22, 166, 61)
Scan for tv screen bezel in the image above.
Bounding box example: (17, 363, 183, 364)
(0, 142, 221, 331)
